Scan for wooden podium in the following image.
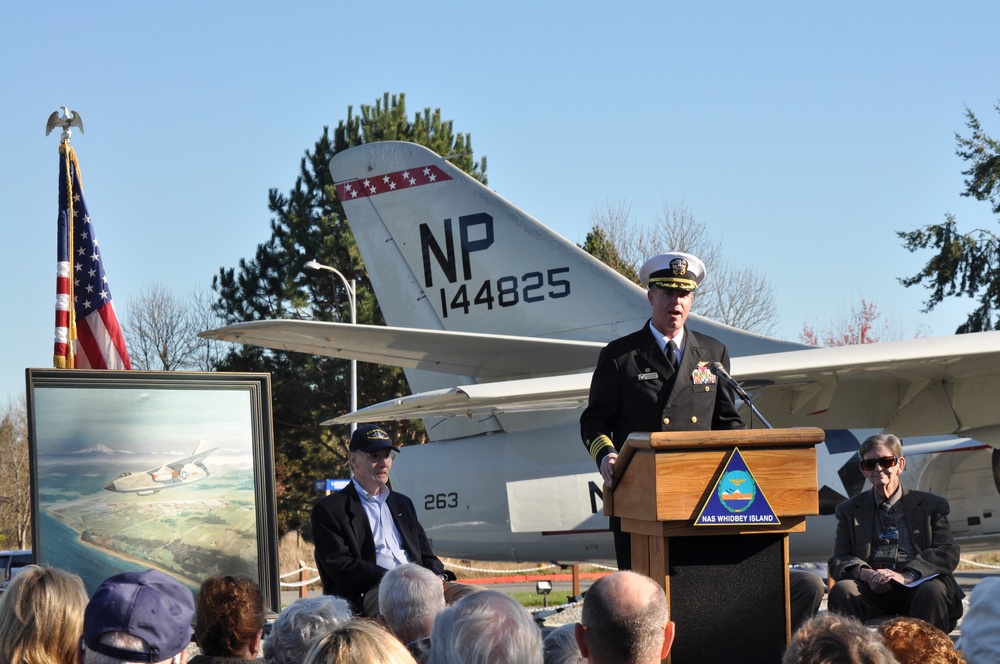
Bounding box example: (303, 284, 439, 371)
(604, 428, 824, 664)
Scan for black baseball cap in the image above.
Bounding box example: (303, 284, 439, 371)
(349, 424, 401, 454)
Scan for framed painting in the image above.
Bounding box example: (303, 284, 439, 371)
(26, 369, 279, 612)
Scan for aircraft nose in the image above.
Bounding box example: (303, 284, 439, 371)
(104, 480, 116, 491)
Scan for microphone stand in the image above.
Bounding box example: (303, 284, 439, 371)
(742, 393, 773, 430)
(710, 363, 773, 429)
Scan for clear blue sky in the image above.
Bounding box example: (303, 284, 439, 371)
(3, 1, 998, 401)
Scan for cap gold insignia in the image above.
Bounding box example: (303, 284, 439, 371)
(670, 258, 688, 276)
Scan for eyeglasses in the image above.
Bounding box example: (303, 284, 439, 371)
(359, 450, 396, 462)
(859, 456, 899, 472)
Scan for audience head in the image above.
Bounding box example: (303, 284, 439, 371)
(575, 571, 673, 664)
(442, 581, 480, 605)
(878, 616, 964, 664)
(379, 563, 446, 645)
(83, 568, 195, 664)
(427, 589, 542, 664)
(195, 574, 265, 659)
(263, 595, 353, 664)
(303, 617, 416, 664)
(956, 576, 1000, 663)
(0, 564, 88, 664)
(783, 613, 899, 664)
(543, 623, 586, 664)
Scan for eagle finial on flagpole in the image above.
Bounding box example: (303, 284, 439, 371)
(45, 107, 84, 143)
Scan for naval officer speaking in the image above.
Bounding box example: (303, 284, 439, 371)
(580, 251, 824, 630)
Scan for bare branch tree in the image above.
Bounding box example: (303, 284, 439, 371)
(123, 282, 219, 371)
(645, 202, 724, 272)
(188, 286, 228, 371)
(704, 262, 778, 336)
(587, 200, 648, 274)
(0, 395, 31, 549)
(587, 201, 778, 335)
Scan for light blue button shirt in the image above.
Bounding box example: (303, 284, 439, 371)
(353, 479, 411, 570)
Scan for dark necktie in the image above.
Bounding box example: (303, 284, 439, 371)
(872, 500, 899, 569)
(666, 339, 679, 371)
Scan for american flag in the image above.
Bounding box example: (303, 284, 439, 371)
(54, 145, 131, 369)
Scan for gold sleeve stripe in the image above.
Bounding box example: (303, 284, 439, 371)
(587, 435, 615, 461)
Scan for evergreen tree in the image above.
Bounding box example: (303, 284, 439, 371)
(899, 102, 1000, 333)
(212, 93, 486, 534)
(580, 226, 639, 283)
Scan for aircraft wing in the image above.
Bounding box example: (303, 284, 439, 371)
(322, 328, 1000, 447)
(166, 447, 219, 471)
(204, 317, 1000, 444)
(732, 331, 1000, 444)
(201, 320, 604, 379)
(324, 374, 591, 424)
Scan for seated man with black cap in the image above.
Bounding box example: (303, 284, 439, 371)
(312, 424, 457, 616)
(81, 568, 196, 664)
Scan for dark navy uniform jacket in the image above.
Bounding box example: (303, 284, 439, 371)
(580, 322, 744, 465)
(829, 488, 965, 611)
(312, 481, 448, 612)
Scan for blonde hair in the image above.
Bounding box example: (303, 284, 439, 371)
(304, 618, 416, 664)
(0, 564, 89, 664)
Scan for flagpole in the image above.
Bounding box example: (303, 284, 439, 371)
(48, 107, 84, 368)
(64, 143, 76, 368)
(47, 107, 132, 371)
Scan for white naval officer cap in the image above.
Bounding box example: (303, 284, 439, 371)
(639, 252, 706, 291)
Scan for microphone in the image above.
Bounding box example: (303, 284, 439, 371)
(709, 361, 773, 429)
(708, 362, 750, 401)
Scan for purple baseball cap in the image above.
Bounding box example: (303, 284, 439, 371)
(83, 569, 195, 662)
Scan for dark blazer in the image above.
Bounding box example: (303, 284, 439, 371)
(580, 322, 744, 464)
(311, 482, 447, 611)
(829, 488, 965, 606)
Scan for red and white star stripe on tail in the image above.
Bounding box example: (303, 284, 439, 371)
(335, 164, 452, 201)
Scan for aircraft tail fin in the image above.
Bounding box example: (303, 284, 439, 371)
(330, 142, 649, 345)
(328, 142, 801, 440)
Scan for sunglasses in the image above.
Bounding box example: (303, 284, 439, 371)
(859, 456, 899, 472)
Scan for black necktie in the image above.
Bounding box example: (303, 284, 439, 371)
(666, 339, 679, 371)
(872, 500, 899, 569)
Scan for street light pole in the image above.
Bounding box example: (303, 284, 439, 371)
(304, 260, 357, 433)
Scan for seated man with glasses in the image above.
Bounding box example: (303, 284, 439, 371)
(828, 433, 964, 633)
(312, 424, 457, 616)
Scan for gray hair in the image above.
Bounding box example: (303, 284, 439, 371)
(543, 624, 586, 664)
(262, 595, 353, 664)
(83, 632, 167, 664)
(378, 563, 446, 644)
(427, 590, 542, 664)
(859, 433, 903, 460)
(580, 571, 669, 663)
(783, 613, 899, 664)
